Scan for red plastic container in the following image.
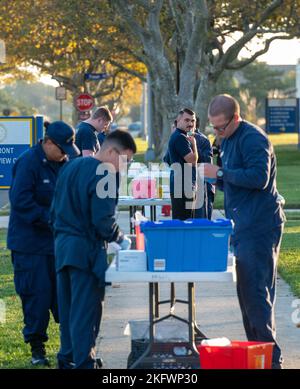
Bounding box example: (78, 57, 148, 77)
(135, 225, 145, 250)
(161, 205, 171, 216)
(198, 341, 274, 369)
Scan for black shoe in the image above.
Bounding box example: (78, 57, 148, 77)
(31, 352, 50, 367)
(30, 341, 49, 367)
(57, 359, 75, 369)
(272, 362, 283, 369)
(96, 358, 103, 368)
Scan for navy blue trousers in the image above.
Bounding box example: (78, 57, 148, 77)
(57, 266, 105, 369)
(206, 189, 215, 220)
(12, 251, 59, 344)
(233, 226, 283, 366)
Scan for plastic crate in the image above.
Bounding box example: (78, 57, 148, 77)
(140, 219, 233, 272)
(198, 341, 274, 369)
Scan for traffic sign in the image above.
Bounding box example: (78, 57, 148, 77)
(78, 111, 91, 121)
(75, 93, 94, 112)
(55, 86, 67, 100)
(84, 73, 108, 81)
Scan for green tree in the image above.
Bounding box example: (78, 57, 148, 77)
(0, 0, 146, 123)
(216, 61, 296, 122)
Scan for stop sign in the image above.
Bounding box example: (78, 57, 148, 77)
(75, 93, 94, 112)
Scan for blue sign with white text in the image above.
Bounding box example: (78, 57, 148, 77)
(0, 117, 41, 189)
(84, 73, 109, 81)
(266, 99, 299, 133)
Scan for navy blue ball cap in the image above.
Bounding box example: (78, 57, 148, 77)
(45, 121, 80, 158)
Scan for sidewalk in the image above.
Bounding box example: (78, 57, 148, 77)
(96, 210, 300, 369)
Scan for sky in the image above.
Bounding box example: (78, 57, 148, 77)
(245, 38, 300, 65)
(40, 38, 300, 87)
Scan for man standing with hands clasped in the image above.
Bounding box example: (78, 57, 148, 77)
(203, 94, 285, 369)
(167, 108, 198, 220)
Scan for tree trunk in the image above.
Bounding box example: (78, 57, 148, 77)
(194, 68, 218, 132)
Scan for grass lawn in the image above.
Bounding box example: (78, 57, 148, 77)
(0, 229, 59, 369)
(279, 212, 300, 297)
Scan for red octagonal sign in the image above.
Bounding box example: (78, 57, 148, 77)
(75, 93, 94, 112)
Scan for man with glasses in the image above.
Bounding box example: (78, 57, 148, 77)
(51, 130, 136, 369)
(75, 106, 113, 157)
(7, 121, 80, 366)
(203, 94, 285, 369)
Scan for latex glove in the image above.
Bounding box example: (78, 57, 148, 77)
(119, 235, 132, 250)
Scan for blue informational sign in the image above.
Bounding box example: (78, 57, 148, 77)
(0, 116, 43, 189)
(84, 73, 108, 81)
(266, 98, 299, 133)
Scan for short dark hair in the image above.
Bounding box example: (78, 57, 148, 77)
(178, 108, 195, 117)
(208, 94, 240, 119)
(102, 129, 137, 154)
(92, 106, 113, 121)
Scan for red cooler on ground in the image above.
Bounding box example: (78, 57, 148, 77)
(198, 341, 274, 369)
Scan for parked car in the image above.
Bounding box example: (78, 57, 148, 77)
(128, 121, 142, 137)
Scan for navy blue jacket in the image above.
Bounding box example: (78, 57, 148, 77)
(97, 131, 106, 146)
(194, 130, 212, 164)
(50, 157, 121, 284)
(7, 142, 63, 255)
(194, 130, 214, 195)
(75, 122, 100, 156)
(220, 121, 285, 238)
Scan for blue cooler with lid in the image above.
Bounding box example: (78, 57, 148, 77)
(140, 219, 233, 272)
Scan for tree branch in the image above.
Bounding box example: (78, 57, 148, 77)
(219, 0, 284, 68)
(108, 59, 146, 81)
(225, 35, 295, 70)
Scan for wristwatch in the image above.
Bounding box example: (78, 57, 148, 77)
(216, 168, 224, 179)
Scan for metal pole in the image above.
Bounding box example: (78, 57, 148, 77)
(60, 100, 63, 121)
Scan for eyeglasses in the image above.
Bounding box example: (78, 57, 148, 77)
(210, 114, 234, 132)
(112, 147, 134, 164)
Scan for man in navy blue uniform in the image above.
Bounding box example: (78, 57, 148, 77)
(51, 130, 136, 369)
(75, 106, 113, 157)
(194, 118, 214, 219)
(167, 108, 198, 220)
(203, 94, 285, 369)
(164, 118, 214, 219)
(7, 121, 79, 366)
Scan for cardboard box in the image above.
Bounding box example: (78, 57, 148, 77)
(117, 250, 147, 272)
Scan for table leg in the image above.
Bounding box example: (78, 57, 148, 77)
(149, 282, 155, 342)
(188, 282, 206, 341)
(170, 282, 176, 313)
(129, 206, 133, 234)
(188, 283, 195, 344)
(154, 283, 159, 318)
